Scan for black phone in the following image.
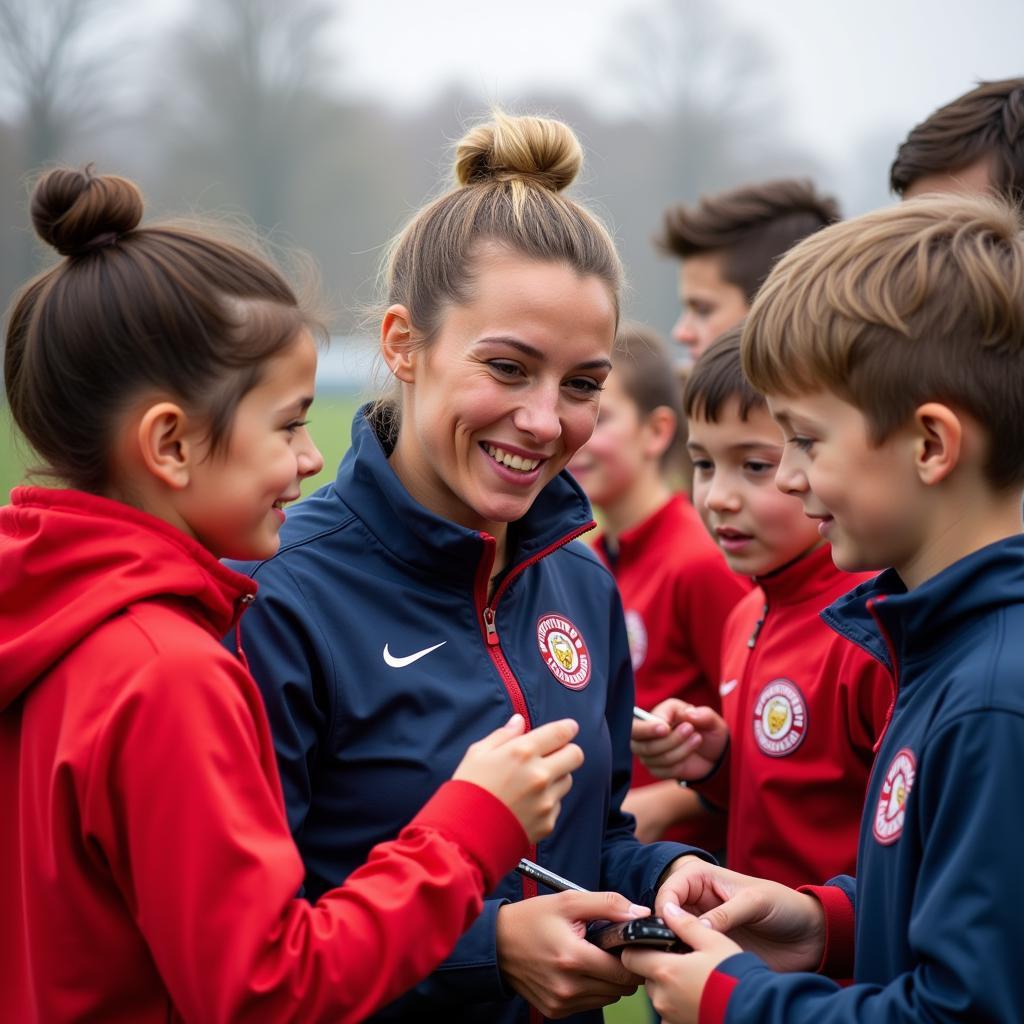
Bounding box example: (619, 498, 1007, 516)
(586, 915, 690, 953)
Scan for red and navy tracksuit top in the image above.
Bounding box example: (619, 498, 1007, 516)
(698, 535, 1024, 1023)
(231, 408, 705, 1023)
(697, 544, 891, 889)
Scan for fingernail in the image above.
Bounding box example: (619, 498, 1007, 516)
(663, 902, 682, 917)
(629, 903, 649, 917)
(506, 713, 524, 727)
(699, 917, 712, 928)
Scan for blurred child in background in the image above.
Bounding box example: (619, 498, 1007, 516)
(659, 180, 840, 364)
(570, 322, 748, 850)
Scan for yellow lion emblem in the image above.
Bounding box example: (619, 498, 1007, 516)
(766, 698, 790, 736)
(551, 635, 575, 671)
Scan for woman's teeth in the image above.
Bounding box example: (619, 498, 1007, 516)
(485, 444, 540, 472)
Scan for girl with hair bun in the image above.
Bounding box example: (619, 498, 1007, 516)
(234, 112, 711, 1023)
(0, 165, 587, 1022)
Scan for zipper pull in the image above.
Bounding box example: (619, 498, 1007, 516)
(747, 603, 768, 649)
(483, 606, 500, 646)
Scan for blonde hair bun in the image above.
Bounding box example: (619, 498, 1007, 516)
(454, 111, 583, 193)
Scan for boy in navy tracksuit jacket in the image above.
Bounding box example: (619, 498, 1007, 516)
(618, 194, 1024, 1023)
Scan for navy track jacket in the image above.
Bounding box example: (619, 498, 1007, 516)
(230, 408, 698, 1022)
(702, 534, 1024, 1023)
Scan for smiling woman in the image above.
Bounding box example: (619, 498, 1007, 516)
(230, 111, 714, 1024)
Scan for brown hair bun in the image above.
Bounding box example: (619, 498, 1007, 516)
(454, 111, 583, 193)
(30, 165, 144, 257)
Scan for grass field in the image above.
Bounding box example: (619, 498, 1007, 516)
(0, 396, 652, 1024)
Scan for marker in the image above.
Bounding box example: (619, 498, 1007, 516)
(515, 858, 589, 893)
(633, 706, 666, 724)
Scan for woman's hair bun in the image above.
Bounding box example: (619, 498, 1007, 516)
(454, 111, 583, 194)
(30, 165, 144, 257)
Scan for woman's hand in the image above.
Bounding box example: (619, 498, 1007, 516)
(495, 891, 649, 1018)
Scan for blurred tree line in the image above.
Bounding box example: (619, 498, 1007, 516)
(0, 0, 833, 339)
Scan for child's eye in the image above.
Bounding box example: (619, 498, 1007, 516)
(285, 419, 310, 435)
(743, 460, 775, 475)
(787, 435, 815, 453)
(690, 458, 714, 474)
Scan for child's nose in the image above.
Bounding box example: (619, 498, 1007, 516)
(298, 436, 324, 478)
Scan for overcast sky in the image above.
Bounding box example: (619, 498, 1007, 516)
(329, 0, 1023, 167)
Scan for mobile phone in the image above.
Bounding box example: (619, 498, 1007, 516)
(586, 915, 690, 953)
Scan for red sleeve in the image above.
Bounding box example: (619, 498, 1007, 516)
(797, 884, 856, 978)
(90, 645, 527, 1023)
(674, 551, 750, 705)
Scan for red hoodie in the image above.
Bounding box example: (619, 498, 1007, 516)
(0, 487, 527, 1023)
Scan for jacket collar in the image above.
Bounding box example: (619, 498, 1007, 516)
(754, 541, 850, 608)
(822, 533, 1024, 674)
(333, 405, 595, 586)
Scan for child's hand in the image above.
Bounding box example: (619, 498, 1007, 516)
(621, 905, 742, 1024)
(452, 715, 583, 842)
(655, 859, 826, 974)
(630, 699, 728, 781)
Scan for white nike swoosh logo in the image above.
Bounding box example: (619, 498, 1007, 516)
(719, 678, 739, 697)
(382, 641, 447, 668)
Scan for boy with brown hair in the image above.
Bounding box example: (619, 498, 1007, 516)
(659, 180, 839, 362)
(620, 193, 1024, 1023)
(891, 77, 1024, 200)
(632, 327, 890, 889)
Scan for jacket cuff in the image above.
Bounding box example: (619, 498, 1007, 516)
(796, 883, 855, 977)
(698, 952, 765, 1024)
(689, 736, 730, 808)
(411, 780, 529, 890)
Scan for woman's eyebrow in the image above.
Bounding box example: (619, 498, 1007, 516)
(475, 336, 612, 371)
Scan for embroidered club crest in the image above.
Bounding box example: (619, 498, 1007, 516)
(537, 614, 592, 690)
(873, 747, 916, 845)
(752, 679, 807, 757)
(624, 609, 648, 671)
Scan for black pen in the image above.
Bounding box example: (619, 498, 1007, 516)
(515, 858, 589, 893)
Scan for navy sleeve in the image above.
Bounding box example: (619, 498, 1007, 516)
(598, 588, 713, 903)
(706, 710, 1024, 1023)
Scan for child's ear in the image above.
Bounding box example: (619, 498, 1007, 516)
(643, 406, 678, 460)
(136, 401, 196, 490)
(381, 305, 418, 383)
(912, 402, 963, 486)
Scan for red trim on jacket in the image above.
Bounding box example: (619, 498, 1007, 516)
(798, 883, 856, 978)
(699, 968, 739, 1024)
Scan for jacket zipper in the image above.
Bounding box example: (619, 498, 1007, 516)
(474, 520, 596, 1017)
(866, 595, 900, 752)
